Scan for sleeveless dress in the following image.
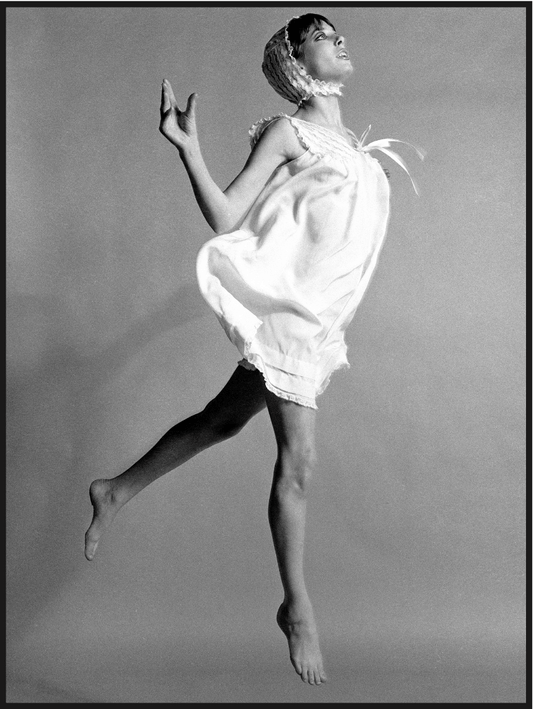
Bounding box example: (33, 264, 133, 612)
(196, 113, 420, 409)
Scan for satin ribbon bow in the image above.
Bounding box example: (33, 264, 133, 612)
(354, 125, 426, 196)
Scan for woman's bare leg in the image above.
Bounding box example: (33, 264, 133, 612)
(84, 366, 266, 560)
(264, 389, 327, 686)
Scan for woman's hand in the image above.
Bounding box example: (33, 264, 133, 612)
(159, 79, 199, 155)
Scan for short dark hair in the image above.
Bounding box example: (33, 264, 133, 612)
(287, 14, 336, 59)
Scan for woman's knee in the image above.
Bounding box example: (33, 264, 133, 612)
(276, 442, 317, 492)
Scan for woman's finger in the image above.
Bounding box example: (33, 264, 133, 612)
(164, 79, 180, 110)
(185, 92, 198, 117)
(160, 81, 171, 113)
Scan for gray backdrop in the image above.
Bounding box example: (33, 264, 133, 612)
(6, 5, 526, 703)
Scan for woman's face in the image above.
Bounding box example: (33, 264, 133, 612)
(296, 21, 353, 83)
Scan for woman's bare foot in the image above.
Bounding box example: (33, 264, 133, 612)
(277, 600, 327, 685)
(84, 479, 123, 560)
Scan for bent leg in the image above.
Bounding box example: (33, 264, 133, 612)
(85, 365, 266, 560)
(264, 389, 327, 686)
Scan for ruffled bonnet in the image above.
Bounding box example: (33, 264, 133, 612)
(262, 16, 343, 106)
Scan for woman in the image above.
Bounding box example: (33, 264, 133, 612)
(85, 14, 421, 686)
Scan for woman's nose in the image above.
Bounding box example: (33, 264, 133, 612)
(334, 34, 345, 46)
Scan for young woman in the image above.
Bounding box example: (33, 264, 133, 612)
(85, 14, 421, 686)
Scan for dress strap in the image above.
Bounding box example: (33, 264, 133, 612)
(248, 114, 287, 147)
(352, 125, 426, 195)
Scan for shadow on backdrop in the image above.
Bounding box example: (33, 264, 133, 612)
(6, 284, 207, 646)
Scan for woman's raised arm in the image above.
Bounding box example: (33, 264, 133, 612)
(159, 79, 302, 235)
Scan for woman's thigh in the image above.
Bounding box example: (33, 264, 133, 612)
(202, 365, 267, 430)
(263, 388, 317, 455)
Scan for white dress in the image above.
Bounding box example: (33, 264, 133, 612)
(196, 114, 416, 409)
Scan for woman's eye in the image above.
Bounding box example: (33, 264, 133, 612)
(315, 33, 325, 40)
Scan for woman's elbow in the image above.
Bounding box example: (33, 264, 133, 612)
(213, 212, 244, 235)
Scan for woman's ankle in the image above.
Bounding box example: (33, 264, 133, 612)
(282, 592, 313, 613)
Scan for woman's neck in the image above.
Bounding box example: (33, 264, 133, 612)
(293, 95, 344, 128)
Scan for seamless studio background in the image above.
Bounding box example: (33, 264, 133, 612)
(6, 5, 526, 704)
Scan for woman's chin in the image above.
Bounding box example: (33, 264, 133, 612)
(320, 64, 354, 84)
(339, 62, 354, 78)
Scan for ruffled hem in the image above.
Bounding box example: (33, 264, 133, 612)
(240, 349, 350, 409)
(316, 358, 350, 397)
(243, 351, 318, 410)
(238, 327, 350, 410)
(235, 320, 315, 408)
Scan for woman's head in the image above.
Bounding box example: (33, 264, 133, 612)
(262, 14, 352, 105)
(286, 14, 335, 59)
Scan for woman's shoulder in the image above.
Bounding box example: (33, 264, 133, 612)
(248, 113, 293, 147)
(249, 113, 330, 162)
(248, 113, 309, 164)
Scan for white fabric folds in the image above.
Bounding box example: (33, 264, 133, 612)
(197, 114, 419, 408)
